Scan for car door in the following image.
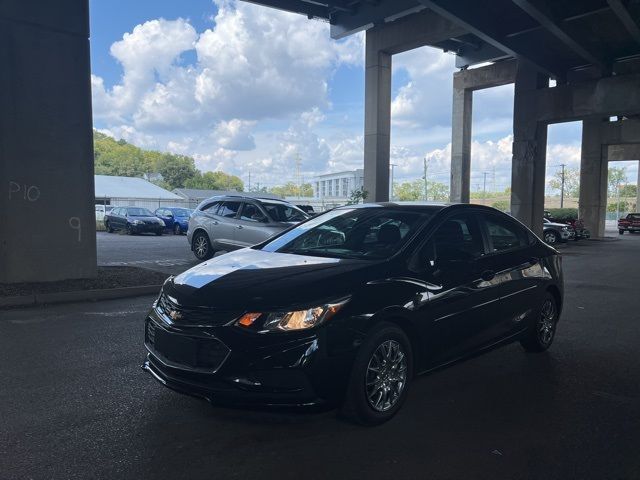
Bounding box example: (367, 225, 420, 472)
(111, 208, 124, 230)
(480, 213, 543, 340)
(234, 202, 272, 246)
(213, 201, 242, 248)
(413, 212, 500, 364)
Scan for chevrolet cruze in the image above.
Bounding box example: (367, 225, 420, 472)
(143, 203, 563, 425)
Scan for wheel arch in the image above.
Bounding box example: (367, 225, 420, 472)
(368, 310, 424, 374)
(190, 227, 211, 248)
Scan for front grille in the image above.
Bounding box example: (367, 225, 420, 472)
(146, 319, 230, 372)
(156, 293, 238, 327)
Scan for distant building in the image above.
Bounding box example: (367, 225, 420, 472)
(312, 169, 364, 206)
(94, 175, 182, 209)
(172, 188, 282, 206)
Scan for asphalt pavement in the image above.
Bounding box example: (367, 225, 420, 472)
(2, 233, 639, 479)
(97, 231, 199, 275)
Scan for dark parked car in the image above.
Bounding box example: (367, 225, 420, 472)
(187, 195, 309, 260)
(104, 207, 165, 235)
(155, 207, 193, 235)
(143, 203, 563, 425)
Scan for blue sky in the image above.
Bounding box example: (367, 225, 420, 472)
(89, 0, 638, 191)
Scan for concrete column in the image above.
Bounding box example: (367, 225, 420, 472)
(510, 62, 549, 236)
(0, 0, 97, 283)
(579, 119, 608, 238)
(637, 161, 640, 212)
(364, 30, 391, 202)
(450, 86, 472, 203)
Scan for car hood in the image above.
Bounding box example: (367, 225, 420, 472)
(544, 222, 567, 228)
(165, 248, 375, 310)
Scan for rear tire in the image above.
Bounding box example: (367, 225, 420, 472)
(192, 231, 213, 260)
(156, 230, 162, 236)
(174, 224, 181, 235)
(126, 224, 134, 235)
(105, 221, 113, 233)
(520, 292, 559, 353)
(619, 229, 625, 234)
(341, 322, 413, 426)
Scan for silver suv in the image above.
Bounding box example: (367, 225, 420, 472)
(187, 195, 309, 260)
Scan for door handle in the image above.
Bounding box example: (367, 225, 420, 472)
(480, 270, 495, 281)
(236, 225, 243, 229)
(212, 221, 219, 225)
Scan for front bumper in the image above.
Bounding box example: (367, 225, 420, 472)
(142, 309, 356, 407)
(130, 222, 163, 233)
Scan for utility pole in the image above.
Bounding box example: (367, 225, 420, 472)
(390, 163, 397, 201)
(248, 171, 251, 191)
(482, 172, 489, 205)
(295, 153, 302, 198)
(616, 182, 621, 220)
(423, 157, 429, 201)
(560, 163, 566, 208)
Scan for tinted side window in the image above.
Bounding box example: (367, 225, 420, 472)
(200, 201, 220, 213)
(432, 214, 485, 261)
(240, 203, 267, 222)
(484, 215, 528, 252)
(218, 201, 241, 218)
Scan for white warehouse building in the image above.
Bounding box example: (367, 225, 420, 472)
(312, 169, 364, 205)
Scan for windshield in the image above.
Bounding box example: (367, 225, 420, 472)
(262, 202, 308, 222)
(261, 208, 431, 260)
(127, 208, 154, 216)
(172, 208, 192, 217)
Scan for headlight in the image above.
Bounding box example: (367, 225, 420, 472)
(561, 226, 568, 231)
(132, 219, 143, 225)
(235, 298, 349, 332)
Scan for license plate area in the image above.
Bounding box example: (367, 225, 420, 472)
(146, 319, 230, 372)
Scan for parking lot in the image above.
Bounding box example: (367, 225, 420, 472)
(1, 233, 639, 479)
(97, 231, 198, 275)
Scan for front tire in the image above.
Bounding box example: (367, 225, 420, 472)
(619, 229, 625, 234)
(105, 221, 113, 233)
(126, 224, 134, 235)
(174, 224, 181, 235)
(544, 230, 559, 245)
(520, 293, 559, 352)
(192, 231, 213, 260)
(341, 322, 413, 426)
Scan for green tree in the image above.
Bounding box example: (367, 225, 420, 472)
(619, 183, 637, 198)
(347, 186, 368, 204)
(607, 200, 629, 213)
(184, 171, 244, 191)
(269, 182, 314, 197)
(155, 154, 197, 190)
(548, 167, 580, 197)
(395, 180, 449, 201)
(608, 166, 628, 195)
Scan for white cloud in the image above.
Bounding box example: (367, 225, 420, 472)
(213, 119, 256, 150)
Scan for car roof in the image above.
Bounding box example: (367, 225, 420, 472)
(333, 201, 499, 214)
(199, 195, 293, 205)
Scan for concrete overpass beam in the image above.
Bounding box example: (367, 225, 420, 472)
(579, 119, 608, 238)
(510, 62, 548, 236)
(0, 0, 96, 283)
(364, 30, 392, 202)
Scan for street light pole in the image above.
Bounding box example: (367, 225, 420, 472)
(390, 163, 397, 201)
(560, 163, 566, 208)
(423, 157, 429, 201)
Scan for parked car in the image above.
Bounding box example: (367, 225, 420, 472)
(296, 204, 316, 215)
(143, 203, 563, 425)
(95, 204, 113, 222)
(543, 218, 571, 244)
(618, 213, 640, 234)
(104, 207, 165, 235)
(566, 218, 590, 240)
(187, 195, 309, 260)
(155, 207, 193, 235)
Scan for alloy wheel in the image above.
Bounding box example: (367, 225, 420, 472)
(538, 299, 556, 346)
(194, 234, 209, 258)
(544, 232, 557, 244)
(365, 340, 408, 412)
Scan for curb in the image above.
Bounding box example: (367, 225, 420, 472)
(0, 285, 161, 309)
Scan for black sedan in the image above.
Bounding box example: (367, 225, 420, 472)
(105, 207, 165, 235)
(143, 203, 563, 425)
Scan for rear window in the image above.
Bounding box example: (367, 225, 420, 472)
(262, 202, 308, 222)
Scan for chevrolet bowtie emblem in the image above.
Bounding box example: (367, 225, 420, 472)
(168, 310, 182, 321)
